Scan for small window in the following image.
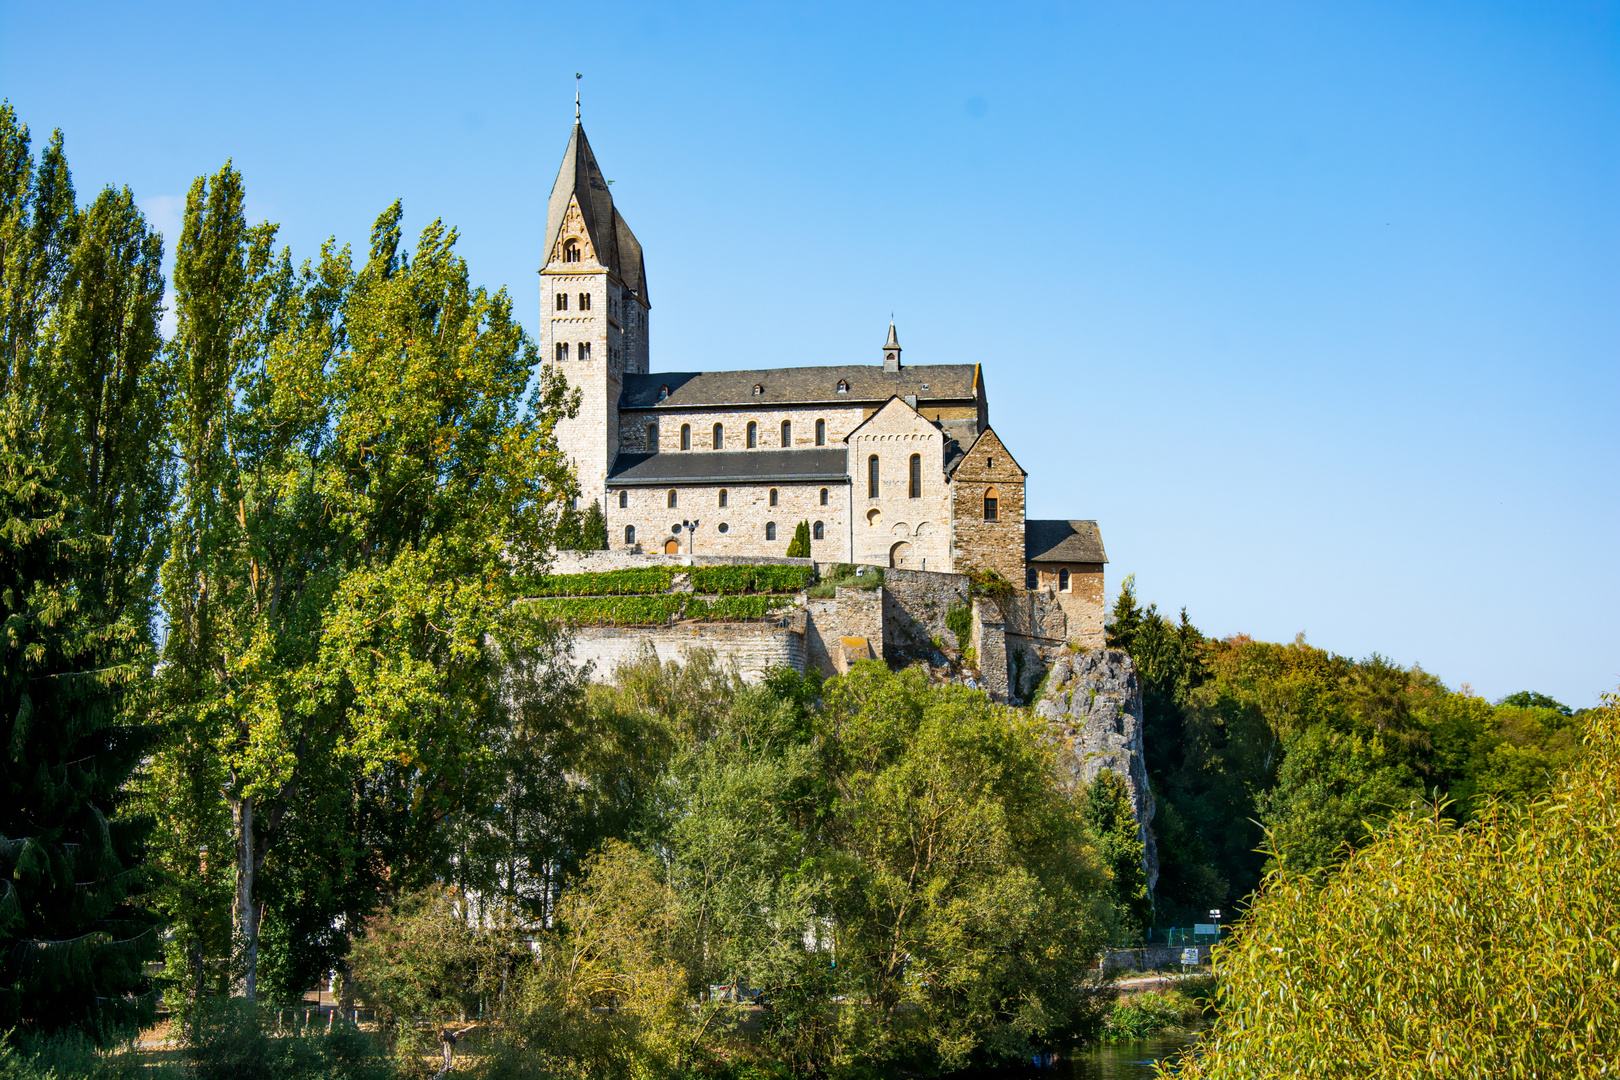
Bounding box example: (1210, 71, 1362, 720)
(1026, 568, 1039, 590)
(563, 238, 580, 262)
(1059, 568, 1071, 592)
(813, 520, 824, 540)
(815, 418, 826, 445)
(765, 521, 777, 541)
(578, 292, 591, 310)
(680, 423, 691, 450)
(752, 383, 764, 396)
(909, 453, 921, 498)
(718, 522, 729, 533)
(781, 420, 791, 447)
(713, 423, 723, 449)
(868, 454, 879, 498)
(658, 384, 670, 401)
(819, 487, 828, 506)
(747, 422, 757, 448)
(718, 489, 728, 508)
(768, 489, 778, 507)
(986, 457, 994, 469)
(618, 491, 627, 509)
(667, 489, 678, 509)
(647, 423, 658, 451)
(555, 342, 569, 362)
(836, 380, 849, 394)
(578, 342, 591, 361)
(983, 486, 1000, 521)
(555, 293, 568, 311)
(625, 524, 636, 545)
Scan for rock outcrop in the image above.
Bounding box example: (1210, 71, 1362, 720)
(1035, 647, 1158, 892)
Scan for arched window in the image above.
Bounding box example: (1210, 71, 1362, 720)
(752, 384, 764, 396)
(578, 342, 591, 361)
(813, 520, 824, 540)
(868, 455, 879, 498)
(712, 423, 724, 449)
(680, 423, 691, 450)
(746, 422, 758, 448)
(618, 490, 627, 508)
(667, 489, 678, 509)
(658, 384, 670, 400)
(1026, 568, 1039, 590)
(563, 238, 580, 262)
(781, 420, 791, 447)
(909, 453, 921, 498)
(768, 489, 778, 507)
(815, 418, 826, 445)
(836, 380, 849, 394)
(555, 342, 568, 362)
(1059, 568, 1071, 592)
(624, 524, 636, 545)
(578, 292, 591, 310)
(819, 487, 828, 506)
(718, 489, 728, 508)
(647, 423, 658, 451)
(765, 521, 777, 541)
(555, 293, 568, 311)
(983, 486, 1000, 521)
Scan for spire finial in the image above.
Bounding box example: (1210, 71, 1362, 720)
(574, 73, 582, 122)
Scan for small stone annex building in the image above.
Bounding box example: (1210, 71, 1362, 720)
(538, 120, 1107, 632)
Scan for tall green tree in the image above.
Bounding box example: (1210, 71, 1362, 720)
(785, 520, 810, 558)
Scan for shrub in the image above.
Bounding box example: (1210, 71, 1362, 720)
(528, 596, 686, 625)
(945, 602, 973, 646)
(530, 567, 675, 596)
(1105, 990, 1202, 1041)
(684, 595, 793, 621)
(690, 565, 815, 595)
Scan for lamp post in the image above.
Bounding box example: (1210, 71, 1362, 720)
(683, 518, 700, 555)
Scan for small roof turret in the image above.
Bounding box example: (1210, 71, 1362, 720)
(883, 321, 901, 372)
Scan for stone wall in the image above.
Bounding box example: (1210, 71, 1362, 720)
(548, 550, 815, 575)
(804, 586, 885, 677)
(609, 481, 848, 560)
(948, 428, 1027, 581)
(570, 614, 806, 684)
(847, 399, 953, 571)
(876, 565, 972, 658)
(1030, 563, 1107, 649)
(969, 598, 1010, 703)
(619, 404, 869, 454)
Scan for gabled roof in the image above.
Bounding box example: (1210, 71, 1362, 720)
(842, 394, 937, 441)
(544, 124, 647, 298)
(606, 448, 849, 486)
(947, 426, 1027, 478)
(1025, 520, 1108, 564)
(620, 364, 976, 409)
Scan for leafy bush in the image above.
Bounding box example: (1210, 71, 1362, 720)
(683, 595, 793, 621)
(1105, 990, 1203, 1041)
(181, 998, 395, 1080)
(691, 565, 815, 595)
(805, 564, 883, 598)
(945, 602, 973, 646)
(527, 596, 686, 625)
(531, 567, 675, 596)
(1163, 694, 1620, 1078)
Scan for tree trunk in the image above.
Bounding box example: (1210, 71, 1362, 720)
(231, 792, 258, 999)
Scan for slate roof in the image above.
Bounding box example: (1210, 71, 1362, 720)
(621, 364, 977, 410)
(545, 124, 647, 298)
(1025, 520, 1108, 564)
(606, 448, 849, 486)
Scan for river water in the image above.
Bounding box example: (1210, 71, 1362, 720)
(1062, 1030, 1200, 1077)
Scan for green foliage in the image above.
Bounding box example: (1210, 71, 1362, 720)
(1164, 696, 1620, 1078)
(554, 502, 582, 551)
(182, 998, 394, 1080)
(690, 563, 816, 595)
(804, 564, 882, 598)
(944, 602, 973, 646)
(784, 520, 810, 558)
(963, 565, 1015, 605)
(1083, 771, 1152, 937)
(530, 567, 675, 596)
(527, 595, 686, 626)
(1103, 989, 1203, 1042)
(579, 499, 608, 552)
(683, 595, 793, 621)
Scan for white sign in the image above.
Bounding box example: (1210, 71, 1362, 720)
(1194, 923, 1219, 935)
(1180, 948, 1200, 965)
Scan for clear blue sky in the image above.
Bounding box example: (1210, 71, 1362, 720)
(3, 1, 1616, 706)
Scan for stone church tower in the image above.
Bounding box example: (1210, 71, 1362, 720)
(540, 123, 650, 507)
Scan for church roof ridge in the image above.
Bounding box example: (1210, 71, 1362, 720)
(621, 363, 977, 409)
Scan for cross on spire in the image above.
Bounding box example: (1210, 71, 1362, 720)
(574, 73, 582, 121)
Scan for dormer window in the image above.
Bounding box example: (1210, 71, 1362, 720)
(563, 238, 581, 262)
(753, 384, 764, 396)
(658, 384, 670, 401)
(836, 380, 849, 394)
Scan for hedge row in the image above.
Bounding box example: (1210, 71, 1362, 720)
(690, 564, 817, 595)
(531, 567, 676, 596)
(528, 593, 794, 626)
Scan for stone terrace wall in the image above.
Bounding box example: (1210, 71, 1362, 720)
(549, 550, 814, 574)
(876, 566, 972, 658)
(570, 613, 807, 684)
(804, 587, 884, 677)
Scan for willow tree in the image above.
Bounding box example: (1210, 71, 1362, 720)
(157, 170, 578, 1000)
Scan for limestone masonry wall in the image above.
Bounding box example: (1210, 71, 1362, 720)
(570, 616, 806, 684)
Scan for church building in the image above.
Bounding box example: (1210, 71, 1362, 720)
(539, 121, 1106, 613)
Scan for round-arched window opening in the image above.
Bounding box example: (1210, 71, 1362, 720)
(618, 491, 627, 508)
(768, 488, 778, 507)
(1059, 568, 1071, 592)
(815, 419, 826, 445)
(712, 423, 724, 450)
(813, 521, 824, 540)
(718, 489, 728, 508)
(563, 238, 581, 262)
(667, 489, 678, 509)
(680, 424, 691, 450)
(983, 486, 1000, 521)
(781, 420, 791, 447)
(819, 488, 828, 506)
(765, 522, 777, 541)
(624, 525, 636, 545)
(747, 422, 758, 448)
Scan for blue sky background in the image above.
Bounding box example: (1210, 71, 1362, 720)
(3, 1, 1616, 706)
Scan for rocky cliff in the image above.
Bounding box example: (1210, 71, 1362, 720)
(1035, 647, 1159, 892)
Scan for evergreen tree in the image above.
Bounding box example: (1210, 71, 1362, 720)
(1081, 770, 1152, 938)
(785, 520, 810, 558)
(555, 501, 582, 551)
(0, 443, 161, 1041)
(580, 499, 607, 551)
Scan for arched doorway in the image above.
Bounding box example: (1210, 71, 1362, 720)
(664, 538, 680, 554)
(889, 541, 913, 569)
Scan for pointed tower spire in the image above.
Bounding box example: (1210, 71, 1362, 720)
(883, 321, 902, 372)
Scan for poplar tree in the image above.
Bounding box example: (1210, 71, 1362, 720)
(785, 520, 810, 558)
